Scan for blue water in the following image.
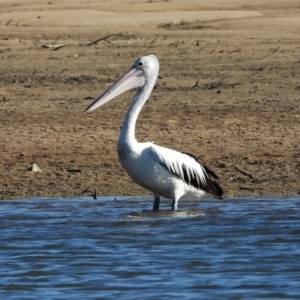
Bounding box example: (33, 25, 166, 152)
(1, 196, 300, 299)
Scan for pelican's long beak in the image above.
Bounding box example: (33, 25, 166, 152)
(84, 67, 145, 113)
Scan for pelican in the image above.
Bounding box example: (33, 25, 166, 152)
(85, 55, 223, 210)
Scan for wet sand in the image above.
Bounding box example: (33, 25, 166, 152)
(0, 0, 299, 199)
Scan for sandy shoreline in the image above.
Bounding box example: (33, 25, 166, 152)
(0, 0, 299, 200)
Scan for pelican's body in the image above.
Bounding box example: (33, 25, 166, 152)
(119, 142, 208, 204)
(85, 55, 223, 210)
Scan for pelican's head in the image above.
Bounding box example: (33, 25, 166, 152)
(132, 54, 159, 80)
(84, 54, 159, 113)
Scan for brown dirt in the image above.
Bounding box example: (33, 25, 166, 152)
(0, 0, 299, 200)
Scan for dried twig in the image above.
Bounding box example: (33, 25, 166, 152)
(191, 80, 199, 89)
(208, 46, 217, 53)
(104, 39, 117, 46)
(256, 65, 267, 72)
(148, 39, 157, 47)
(228, 47, 241, 54)
(81, 186, 90, 194)
(169, 40, 180, 48)
(84, 33, 135, 47)
(5, 19, 11, 26)
(269, 47, 280, 53)
(41, 44, 65, 51)
(203, 77, 226, 90)
(66, 168, 82, 173)
(52, 37, 59, 45)
(239, 186, 256, 191)
(235, 166, 257, 179)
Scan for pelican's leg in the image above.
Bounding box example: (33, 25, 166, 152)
(170, 190, 181, 210)
(153, 193, 161, 210)
(171, 199, 179, 211)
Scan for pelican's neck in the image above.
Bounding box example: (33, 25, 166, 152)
(119, 75, 156, 146)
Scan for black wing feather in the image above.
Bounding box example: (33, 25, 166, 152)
(151, 147, 224, 199)
(180, 152, 224, 199)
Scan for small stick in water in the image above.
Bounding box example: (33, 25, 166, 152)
(93, 189, 97, 200)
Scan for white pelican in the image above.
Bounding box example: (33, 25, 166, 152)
(85, 55, 223, 210)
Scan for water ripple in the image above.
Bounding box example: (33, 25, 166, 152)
(0, 196, 300, 299)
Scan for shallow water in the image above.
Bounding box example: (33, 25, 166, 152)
(1, 196, 300, 299)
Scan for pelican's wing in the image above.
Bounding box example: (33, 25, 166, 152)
(149, 145, 224, 199)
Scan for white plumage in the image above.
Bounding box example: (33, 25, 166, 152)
(85, 55, 223, 210)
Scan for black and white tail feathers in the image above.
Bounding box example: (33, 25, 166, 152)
(180, 152, 224, 199)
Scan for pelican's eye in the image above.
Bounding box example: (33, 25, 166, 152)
(138, 61, 144, 67)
